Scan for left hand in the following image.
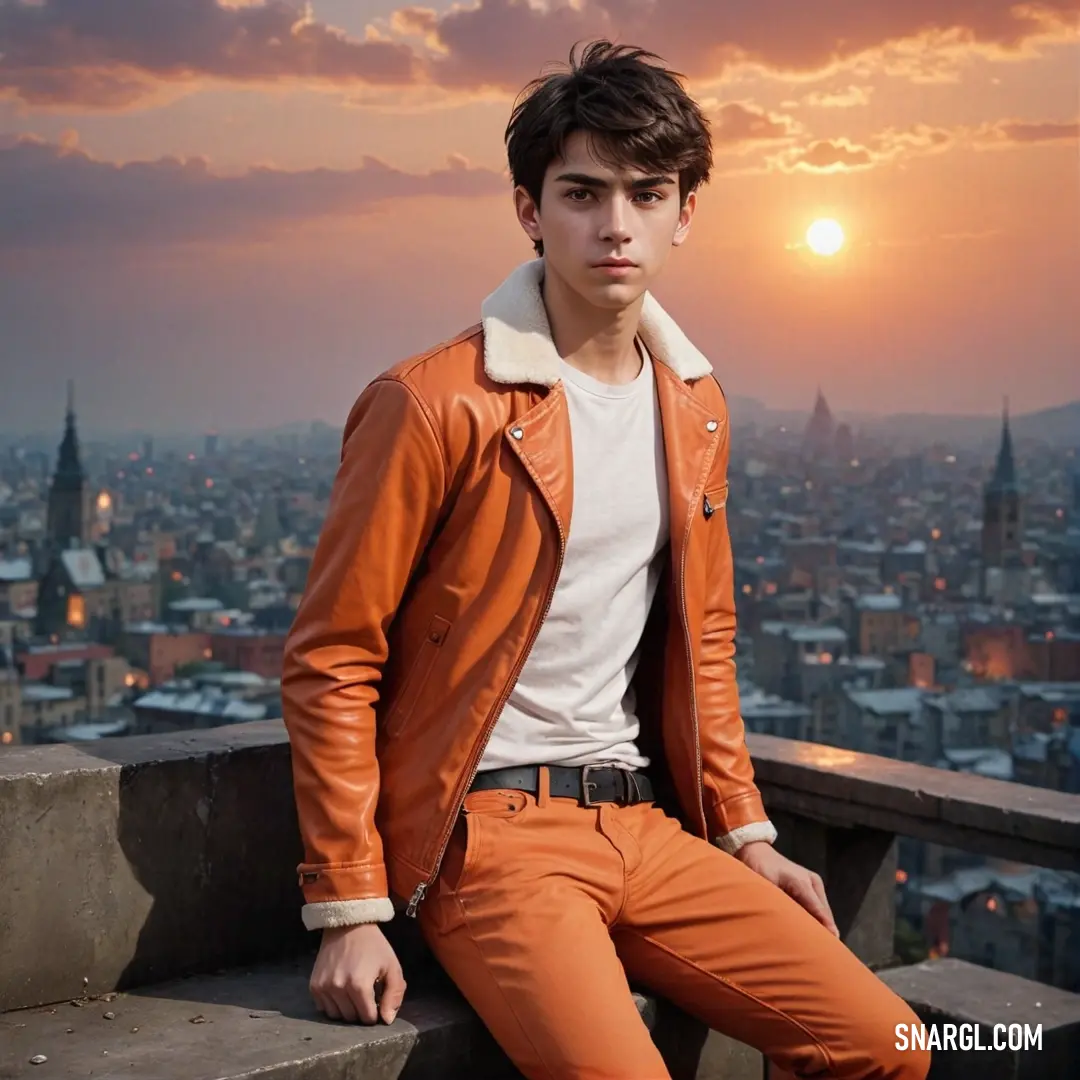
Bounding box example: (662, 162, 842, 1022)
(735, 841, 840, 937)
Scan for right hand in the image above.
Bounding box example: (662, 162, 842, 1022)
(309, 923, 407, 1024)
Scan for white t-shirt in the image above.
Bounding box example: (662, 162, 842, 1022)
(479, 339, 668, 771)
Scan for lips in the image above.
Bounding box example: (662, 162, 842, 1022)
(595, 260, 636, 267)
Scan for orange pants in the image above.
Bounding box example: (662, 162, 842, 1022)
(417, 777, 932, 1080)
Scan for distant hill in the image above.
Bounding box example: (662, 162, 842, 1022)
(727, 397, 1080, 450)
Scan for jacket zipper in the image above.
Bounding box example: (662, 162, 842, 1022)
(678, 511, 709, 840)
(406, 517, 567, 917)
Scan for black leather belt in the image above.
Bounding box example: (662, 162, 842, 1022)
(469, 764, 653, 806)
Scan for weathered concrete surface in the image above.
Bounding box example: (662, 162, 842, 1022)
(0, 722, 306, 1012)
(0, 959, 763, 1080)
(749, 734, 1080, 871)
(770, 809, 897, 968)
(879, 958, 1080, 1079)
(0, 956, 518, 1080)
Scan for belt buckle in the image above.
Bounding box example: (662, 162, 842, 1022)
(580, 764, 602, 807)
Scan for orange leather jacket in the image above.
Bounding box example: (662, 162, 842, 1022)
(281, 259, 776, 931)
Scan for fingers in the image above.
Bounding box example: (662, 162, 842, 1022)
(379, 965, 408, 1024)
(808, 872, 840, 937)
(310, 974, 375, 1024)
(787, 877, 836, 936)
(330, 985, 360, 1023)
(311, 989, 338, 1020)
(351, 980, 377, 1024)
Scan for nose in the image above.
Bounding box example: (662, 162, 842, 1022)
(598, 197, 632, 245)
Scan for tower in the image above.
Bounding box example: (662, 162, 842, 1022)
(802, 387, 835, 460)
(980, 398, 1022, 600)
(45, 380, 92, 552)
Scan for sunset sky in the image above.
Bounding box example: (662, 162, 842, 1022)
(1, 0, 1078, 436)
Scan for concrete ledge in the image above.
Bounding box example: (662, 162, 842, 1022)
(0, 957, 763, 1080)
(0, 721, 304, 1012)
(748, 734, 1080, 870)
(879, 958, 1080, 1079)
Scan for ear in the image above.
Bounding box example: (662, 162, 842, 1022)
(514, 185, 544, 248)
(671, 190, 696, 248)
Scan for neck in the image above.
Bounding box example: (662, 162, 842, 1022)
(541, 265, 644, 385)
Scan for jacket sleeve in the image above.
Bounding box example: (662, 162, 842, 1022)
(698, 393, 778, 856)
(281, 375, 447, 930)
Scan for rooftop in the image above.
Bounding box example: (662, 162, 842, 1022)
(21, 683, 76, 703)
(0, 558, 32, 582)
(854, 593, 903, 612)
(846, 687, 924, 716)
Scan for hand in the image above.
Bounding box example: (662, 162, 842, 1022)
(735, 841, 840, 937)
(310, 923, 407, 1024)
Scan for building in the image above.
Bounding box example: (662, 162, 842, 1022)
(843, 592, 915, 656)
(32, 387, 158, 642)
(42, 381, 94, 555)
(131, 670, 281, 733)
(752, 620, 849, 699)
(802, 388, 835, 461)
(35, 546, 157, 642)
(839, 686, 925, 759)
(981, 401, 1026, 602)
(0, 557, 36, 617)
(120, 622, 212, 686)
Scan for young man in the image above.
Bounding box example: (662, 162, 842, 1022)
(281, 41, 930, 1080)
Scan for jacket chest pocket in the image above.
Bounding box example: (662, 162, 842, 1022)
(702, 482, 729, 522)
(382, 615, 452, 739)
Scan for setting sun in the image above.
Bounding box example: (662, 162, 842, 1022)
(806, 218, 845, 256)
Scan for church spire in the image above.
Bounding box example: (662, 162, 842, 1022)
(989, 395, 1017, 493)
(55, 379, 85, 486)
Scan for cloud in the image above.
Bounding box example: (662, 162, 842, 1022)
(768, 114, 1077, 173)
(978, 118, 1080, 143)
(0, 133, 507, 249)
(779, 138, 877, 173)
(708, 101, 802, 151)
(0, 0, 420, 109)
(771, 124, 956, 172)
(797, 85, 875, 109)
(1, 0, 1076, 109)
(418, 0, 1080, 90)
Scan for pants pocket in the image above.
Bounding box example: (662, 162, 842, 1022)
(441, 790, 530, 895)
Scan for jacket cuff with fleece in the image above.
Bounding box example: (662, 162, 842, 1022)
(297, 859, 393, 929)
(713, 819, 778, 855)
(302, 897, 395, 930)
(709, 788, 778, 855)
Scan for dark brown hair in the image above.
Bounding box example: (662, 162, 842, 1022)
(505, 40, 713, 256)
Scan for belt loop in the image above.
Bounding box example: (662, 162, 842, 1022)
(536, 765, 550, 808)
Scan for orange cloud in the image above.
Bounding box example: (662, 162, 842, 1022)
(797, 85, 875, 109)
(1, 0, 1076, 109)
(768, 114, 1077, 172)
(710, 102, 802, 151)
(778, 138, 877, 173)
(978, 118, 1080, 143)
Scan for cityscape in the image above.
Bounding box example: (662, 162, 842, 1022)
(2, 382, 1078, 999)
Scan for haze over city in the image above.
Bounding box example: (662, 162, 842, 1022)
(1, 0, 1078, 435)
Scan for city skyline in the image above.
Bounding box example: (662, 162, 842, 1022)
(2, 0, 1078, 432)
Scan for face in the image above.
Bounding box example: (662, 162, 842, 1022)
(514, 129, 696, 311)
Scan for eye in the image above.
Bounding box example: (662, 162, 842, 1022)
(564, 188, 592, 201)
(635, 191, 663, 204)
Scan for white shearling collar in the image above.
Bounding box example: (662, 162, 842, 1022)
(480, 258, 713, 388)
